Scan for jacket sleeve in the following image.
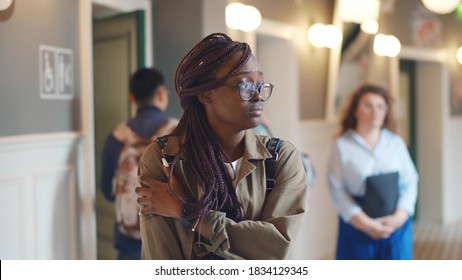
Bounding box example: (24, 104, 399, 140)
(138, 142, 187, 259)
(193, 141, 309, 259)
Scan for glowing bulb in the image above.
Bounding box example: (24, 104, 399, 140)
(387, 35, 401, 57)
(307, 23, 327, 48)
(225, 3, 261, 32)
(240, 5, 262, 32)
(457, 46, 462, 64)
(374, 34, 401, 57)
(373, 34, 389, 56)
(339, 0, 380, 23)
(361, 19, 379, 34)
(307, 24, 342, 49)
(324, 25, 342, 48)
(225, 3, 246, 30)
(421, 0, 460, 14)
(0, 0, 13, 11)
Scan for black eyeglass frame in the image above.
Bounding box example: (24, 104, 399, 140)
(220, 81, 274, 101)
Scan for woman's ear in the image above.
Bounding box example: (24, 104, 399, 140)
(129, 94, 136, 105)
(198, 91, 212, 104)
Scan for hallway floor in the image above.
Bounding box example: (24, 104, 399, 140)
(413, 220, 462, 260)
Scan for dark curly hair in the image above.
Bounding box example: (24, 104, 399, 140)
(339, 84, 397, 135)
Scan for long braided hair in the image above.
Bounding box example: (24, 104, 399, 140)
(170, 33, 252, 223)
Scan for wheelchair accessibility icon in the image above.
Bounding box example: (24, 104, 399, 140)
(40, 45, 74, 99)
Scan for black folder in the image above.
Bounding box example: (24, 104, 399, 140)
(362, 171, 399, 218)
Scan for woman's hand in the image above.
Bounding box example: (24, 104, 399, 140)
(349, 212, 395, 240)
(377, 208, 409, 231)
(135, 160, 211, 239)
(135, 159, 186, 218)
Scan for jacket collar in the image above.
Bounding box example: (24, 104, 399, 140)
(243, 129, 273, 160)
(161, 129, 272, 161)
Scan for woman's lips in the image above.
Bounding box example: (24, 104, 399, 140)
(249, 106, 263, 116)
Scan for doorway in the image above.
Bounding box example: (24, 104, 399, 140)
(398, 59, 417, 163)
(92, 1, 150, 259)
(397, 48, 448, 224)
(78, 0, 152, 259)
(398, 59, 418, 218)
(92, 9, 145, 260)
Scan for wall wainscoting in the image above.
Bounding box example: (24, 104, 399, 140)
(0, 132, 89, 259)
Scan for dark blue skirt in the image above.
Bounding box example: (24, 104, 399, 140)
(336, 197, 413, 260)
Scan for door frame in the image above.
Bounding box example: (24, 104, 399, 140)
(393, 46, 449, 224)
(78, 0, 152, 259)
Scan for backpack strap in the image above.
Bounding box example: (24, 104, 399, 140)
(156, 135, 175, 164)
(156, 135, 169, 149)
(152, 119, 178, 165)
(265, 137, 281, 193)
(113, 122, 140, 145)
(156, 135, 282, 192)
(149, 118, 179, 142)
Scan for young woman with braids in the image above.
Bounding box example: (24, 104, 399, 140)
(135, 33, 308, 259)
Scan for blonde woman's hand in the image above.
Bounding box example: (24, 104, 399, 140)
(350, 212, 395, 240)
(377, 208, 409, 231)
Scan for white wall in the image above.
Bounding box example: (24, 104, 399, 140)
(201, 0, 227, 37)
(290, 121, 339, 259)
(248, 19, 338, 259)
(0, 133, 88, 259)
(399, 48, 462, 225)
(257, 33, 301, 148)
(416, 61, 444, 223)
(443, 89, 462, 223)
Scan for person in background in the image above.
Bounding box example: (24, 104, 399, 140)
(327, 84, 418, 260)
(101, 67, 176, 259)
(135, 33, 308, 259)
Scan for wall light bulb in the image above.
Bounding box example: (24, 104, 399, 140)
(339, 0, 380, 23)
(0, 0, 13, 11)
(225, 3, 262, 32)
(457, 46, 462, 64)
(324, 25, 342, 48)
(374, 33, 401, 57)
(373, 34, 389, 56)
(307, 23, 327, 48)
(422, 0, 460, 14)
(361, 19, 379, 34)
(240, 5, 262, 32)
(225, 3, 246, 30)
(386, 35, 401, 57)
(307, 23, 342, 49)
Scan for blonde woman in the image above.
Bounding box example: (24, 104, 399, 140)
(327, 84, 418, 259)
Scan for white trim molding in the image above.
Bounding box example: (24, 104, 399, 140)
(0, 132, 85, 259)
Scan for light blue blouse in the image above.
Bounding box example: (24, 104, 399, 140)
(327, 129, 419, 222)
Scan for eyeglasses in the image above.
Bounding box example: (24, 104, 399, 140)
(221, 81, 274, 101)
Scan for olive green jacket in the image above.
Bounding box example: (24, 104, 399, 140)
(138, 129, 308, 259)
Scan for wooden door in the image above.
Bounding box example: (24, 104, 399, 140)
(93, 11, 144, 259)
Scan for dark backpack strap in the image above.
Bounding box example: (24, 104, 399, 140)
(156, 135, 169, 149)
(265, 137, 281, 193)
(155, 136, 175, 164)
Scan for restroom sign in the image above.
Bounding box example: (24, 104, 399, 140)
(39, 45, 74, 100)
